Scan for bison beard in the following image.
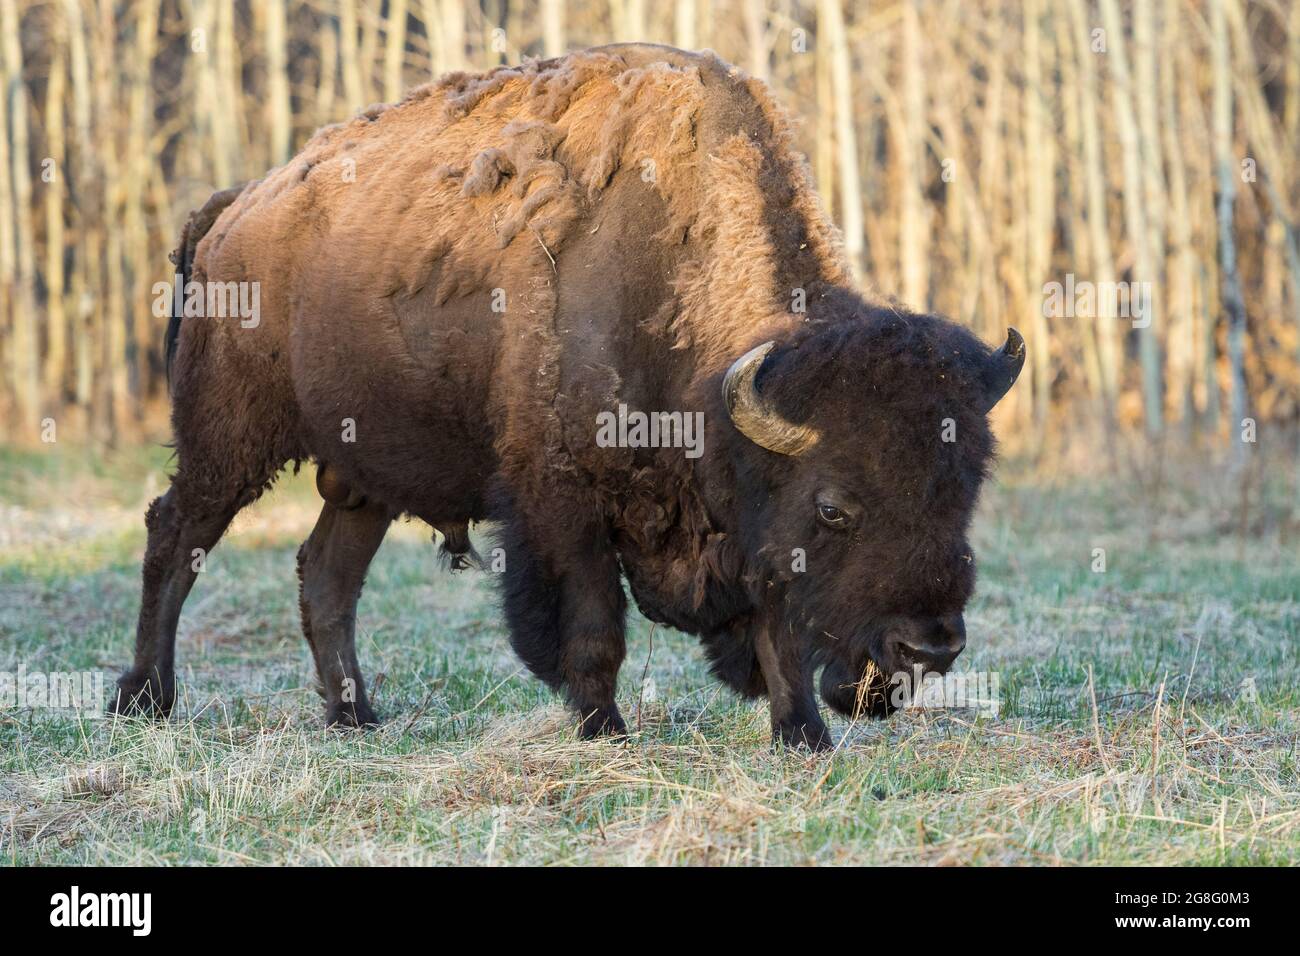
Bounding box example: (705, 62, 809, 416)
(110, 43, 1023, 750)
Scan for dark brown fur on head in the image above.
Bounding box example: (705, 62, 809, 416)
(716, 302, 1000, 716)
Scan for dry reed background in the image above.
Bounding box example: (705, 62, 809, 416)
(0, 0, 1296, 459)
(2, 1, 1299, 866)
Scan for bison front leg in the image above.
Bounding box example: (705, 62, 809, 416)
(297, 496, 392, 728)
(500, 517, 628, 739)
(753, 608, 832, 752)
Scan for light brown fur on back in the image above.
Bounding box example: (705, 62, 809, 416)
(189, 43, 849, 393)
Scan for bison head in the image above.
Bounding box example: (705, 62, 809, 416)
(721, 310, 1024, 719)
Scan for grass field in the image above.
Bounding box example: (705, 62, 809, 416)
(2, 441, 1298, 865)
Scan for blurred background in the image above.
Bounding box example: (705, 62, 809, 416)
(1, 3, 1297, 866)
(0, 0, 1296, 472)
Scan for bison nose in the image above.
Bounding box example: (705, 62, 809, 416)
(887, 614, 967, 674)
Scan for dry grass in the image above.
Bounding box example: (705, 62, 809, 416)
(1, 442, 1297, 865)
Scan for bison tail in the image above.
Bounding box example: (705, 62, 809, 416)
(436, 522, 484, 572)
(164, 183, 246, 393)
(700, 622, 766, 698)
(495, 518, 565, 690)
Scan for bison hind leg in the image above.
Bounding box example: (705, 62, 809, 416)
(114, 439, 284, 719)
(297, 498, 392, 728)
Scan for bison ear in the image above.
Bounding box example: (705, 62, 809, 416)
(722, 342, 819, 456)
(978, 327, 1026, 413)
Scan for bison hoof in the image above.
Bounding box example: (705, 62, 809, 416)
(326, 700, 380, 729)
(107, 672, 175, 719)
(773, 720, 834, 753)
(577, 706, 627, 741)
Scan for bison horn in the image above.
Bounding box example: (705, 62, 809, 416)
(979, 327, 1026, 413)
(722, 341, 819, 456)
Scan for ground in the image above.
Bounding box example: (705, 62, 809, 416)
(1, 441, 1297, 865)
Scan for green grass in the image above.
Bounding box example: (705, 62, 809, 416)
(1, 442, 1297, 865)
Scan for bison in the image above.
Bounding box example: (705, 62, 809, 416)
(112, 43, 1024, 750)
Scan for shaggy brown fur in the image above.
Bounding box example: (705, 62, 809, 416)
(113, 44, 1022, 749)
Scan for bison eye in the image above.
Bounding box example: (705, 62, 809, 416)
(817, 503, 848, 528)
